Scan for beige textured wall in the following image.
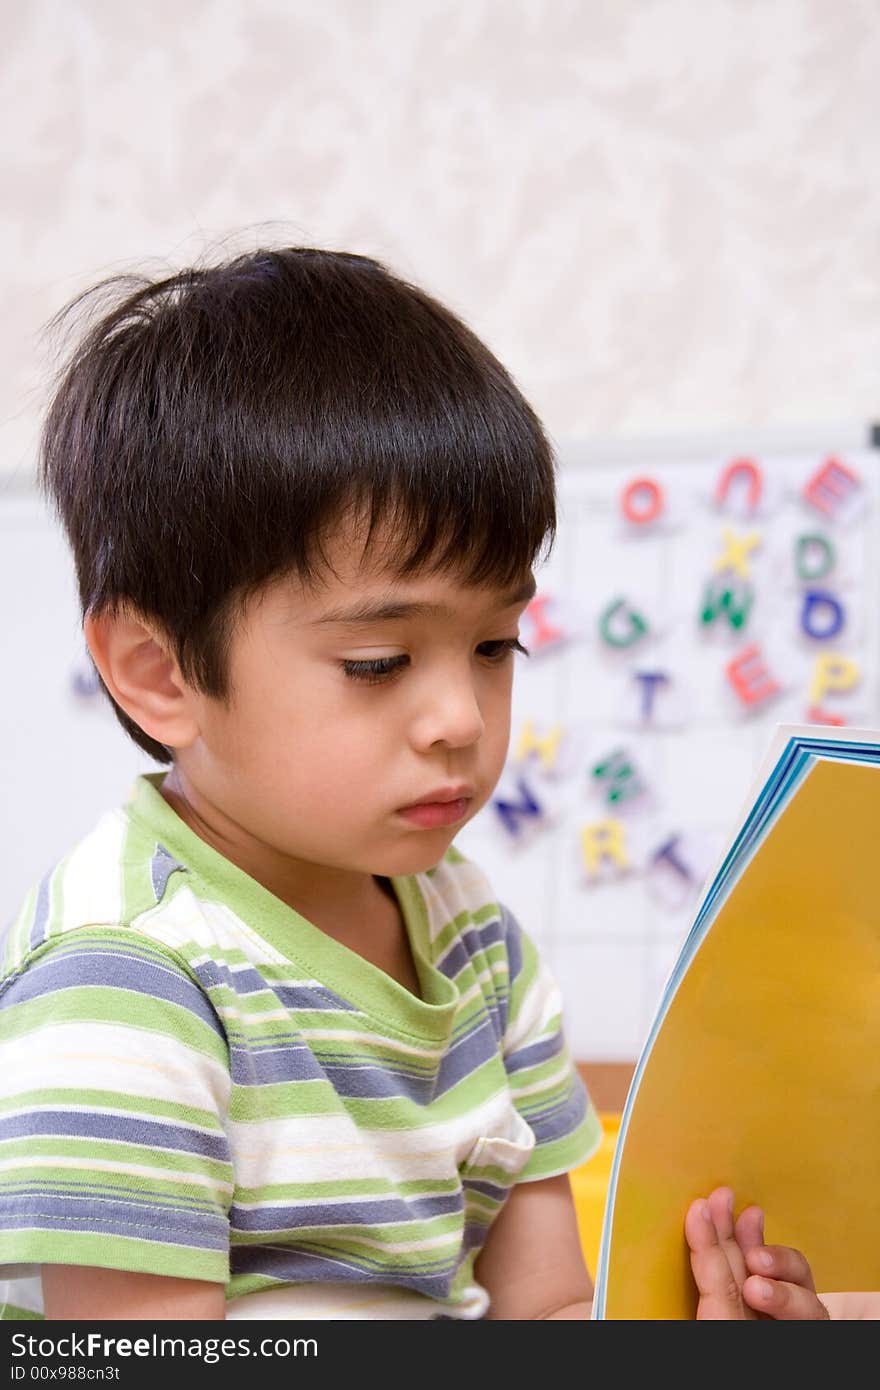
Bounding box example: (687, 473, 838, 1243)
(2, 0, 879, 480)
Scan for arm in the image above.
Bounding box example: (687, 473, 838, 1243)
(685, 1186, 880, 1320)
(42, 1267, 226, 1321)
(0, 934, 234, 1316)
(474, 1173, 593, 1320)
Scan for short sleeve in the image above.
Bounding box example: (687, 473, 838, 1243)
(0, 928, 234, 1285)
(499, 906, 602, 1181)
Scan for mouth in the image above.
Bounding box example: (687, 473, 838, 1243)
(397, 789, 474, 829)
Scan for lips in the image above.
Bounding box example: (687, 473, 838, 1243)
(402, 786, 475, 808)
(397, 787, 475, 829)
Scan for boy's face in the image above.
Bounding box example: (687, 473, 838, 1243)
(172, 522, 536, 884)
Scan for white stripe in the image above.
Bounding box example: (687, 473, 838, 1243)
(0, 1154, 233, 1194)
(56, 812, 126, 934)
(216, 1005, 293, 1024)
(502, 958, 561, 1054)
(507, 1059, 571, 1099)
(0, 1022, 230, 1115)
(451, 963, 507, 1014)
(0, 1101, 223, 1137)
(226, 1091, 525, 1187)
(296, 1029, 445, 1059)
(134, 894, 290, 967)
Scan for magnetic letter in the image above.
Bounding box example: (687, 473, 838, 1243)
(800, 590, 845, 641)
(802, 457, 863, 519)
(726, 644, 782, 708)
(514, 719, 564, 773)
(806, 707, 846, 727)
(650, 836, 695, 882)
(714, 527, 761, 579)
(580, 820, 629, 874)
(621, 477, 664, 525)
(716, 458, 763, 514)
(795, 533, 835, 582)
(600, 598, 649, 649)
(523, 594, 566, 652)
(634, 671, 669, 721)
(592, 749, 645, 806)
(809, 654, 860, 705)
(492, 778, 545, 838)
(700, 580, 753, 632)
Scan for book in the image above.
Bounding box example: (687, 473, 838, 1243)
(591, 722, 880, 1319)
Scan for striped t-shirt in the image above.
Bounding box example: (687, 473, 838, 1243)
(0, 772, 600, 1320)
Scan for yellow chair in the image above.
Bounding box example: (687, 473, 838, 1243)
(569, 1111, 620, 1275)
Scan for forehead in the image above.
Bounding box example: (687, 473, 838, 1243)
(309, 573, 537, 628)
(259, 519, 536, 629)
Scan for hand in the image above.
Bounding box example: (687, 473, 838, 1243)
(684, 1186, 830, 1320)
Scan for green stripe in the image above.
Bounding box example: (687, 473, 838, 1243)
(0, 1088, 226, 1130)
(235, 1175, 460, 1202)
(518, 1109, 602, 1181)
(0, 1231, 228, 1284)
(229, 1213, 463, 1246)
(1, 987, 227, 1062)
(0, 1137, 232, 1183)
(0, 1302, 42, 1321)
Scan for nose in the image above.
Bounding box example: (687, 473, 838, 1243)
(409, 668, 485, 751)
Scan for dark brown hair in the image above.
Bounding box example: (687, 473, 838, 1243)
(39, 246, 556, 763)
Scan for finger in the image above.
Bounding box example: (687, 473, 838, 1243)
(744, 1243, 818, 1294)
(742, 1274, 830, 1320)
(685, 1197, 754, 1320)
(734, 1203, 764, 1257)
(706, 1187, 749, 1286)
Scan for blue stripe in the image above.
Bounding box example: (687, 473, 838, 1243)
(462, 1176, 509, 1202)
(436, 918, 505, 980)
(0, 1178, 222, 1213)
(0, 1110, 231, 1162)
(226, 1007, 502, 1100)
(227, 1040, 329, 1087)
(229, 1190, 462, 1233)
(244, 1041, 438, 1082)
(518, 1078, 588, 1144)
(434, 1016, 502, 1098)
(230, 1243, 456, 1295)
(0, 1207, 227, 1252)
(28, 872, 52, 952)
(191, 958, 357, 1013)
(1, 945, 225, 1040)
(504, 1031, 563, 1074)
(318, 1062, 436, 1104)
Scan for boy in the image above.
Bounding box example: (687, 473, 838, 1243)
(0, 247, 847, 1321)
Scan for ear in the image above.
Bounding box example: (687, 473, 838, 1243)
(84, 608, 201, 752)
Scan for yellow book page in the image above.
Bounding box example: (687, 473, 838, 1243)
(602, 756, 880, 1319)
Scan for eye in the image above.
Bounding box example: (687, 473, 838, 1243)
(340, 655, 409, 684)
(477, 637, 530, 662)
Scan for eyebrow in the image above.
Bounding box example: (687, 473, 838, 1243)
(313, 575, 538, 626)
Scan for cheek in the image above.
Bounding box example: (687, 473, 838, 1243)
(482, 683, 513, 756)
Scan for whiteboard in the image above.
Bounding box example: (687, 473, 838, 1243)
(2, 429, 877, 1060)
(456, 431, 880, 1059)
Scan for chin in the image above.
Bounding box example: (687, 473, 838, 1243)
(379, 831, 459, 878)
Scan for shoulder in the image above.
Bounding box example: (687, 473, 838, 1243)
(1, 782, 221, 986)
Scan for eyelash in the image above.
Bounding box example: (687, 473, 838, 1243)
(340, 638, 530, 685)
